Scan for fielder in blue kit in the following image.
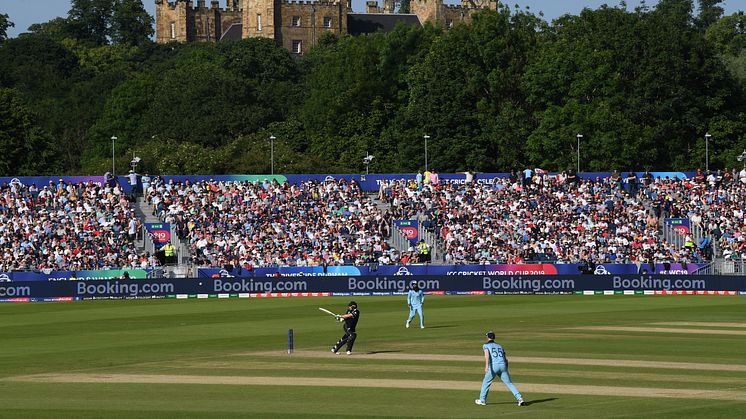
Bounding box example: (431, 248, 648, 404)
(475, 331, 524, 406)
(406, 281, 425, 328)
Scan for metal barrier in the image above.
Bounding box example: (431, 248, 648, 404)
(662, 221, 709, 252)
(391, 228, 411, 254)
(716, 259, 746, 275)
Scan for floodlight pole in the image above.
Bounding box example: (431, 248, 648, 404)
(423, 135, 430, 171)
(269, 135, 276, 175)
(111, 136, 118, 175)
(576, 134, 583, 174)
(705, 133, 711, 172)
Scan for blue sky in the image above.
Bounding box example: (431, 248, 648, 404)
(2, 0, 744, 38)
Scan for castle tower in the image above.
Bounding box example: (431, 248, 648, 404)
(155, 0, 192, 43)
(243, 0, 278, 40)
(410, 0, 440, 25)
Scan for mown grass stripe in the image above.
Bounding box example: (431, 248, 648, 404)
(8, 374, 746, 401)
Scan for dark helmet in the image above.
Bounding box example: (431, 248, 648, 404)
(485, 331, 496, 339)
(348, 301, 357, 308)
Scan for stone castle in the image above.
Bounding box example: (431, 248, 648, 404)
(155, 0, 497, 54)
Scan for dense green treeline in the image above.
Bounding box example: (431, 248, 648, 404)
(0, 0, 745, 175)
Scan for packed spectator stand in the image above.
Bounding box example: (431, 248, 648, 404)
(2, 167, 744, 273)
(144, 177, 397, 270)
(0, 179, 153, 272)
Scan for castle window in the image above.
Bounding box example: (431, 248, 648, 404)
(446, 19, 453, 29)
(292, 40, 302, 54)
(170, 22, 176, 39)
(292, 16, 301, 27)
(257, 14, 262, 31)
(323, 16, 332, 28)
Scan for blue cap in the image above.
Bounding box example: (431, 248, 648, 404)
(485, 331, 495, 339)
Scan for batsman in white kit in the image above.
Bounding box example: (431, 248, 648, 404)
(475, 331, 524, 406)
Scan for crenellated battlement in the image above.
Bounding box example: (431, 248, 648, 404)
(156, 0, 243, 13)
(280, 0, 343, 5)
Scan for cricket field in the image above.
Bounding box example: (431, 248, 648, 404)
(1, 295, 745, 418)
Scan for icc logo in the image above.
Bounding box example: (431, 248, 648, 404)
(0, 273, 10, 282)
(10, 178, 24, 186)
(594, 265, 610, 275)
(218, 269, 234, 278)
(394, 267, 413, 276)
(324, 176, 335, 183)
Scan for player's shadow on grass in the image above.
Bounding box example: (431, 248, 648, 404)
(365, 350, 403, 354)
(422, 325, 456, 329)
(524, 398, 558, 406)
(490, 398, 557, 406)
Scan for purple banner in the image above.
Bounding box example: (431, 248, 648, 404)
(198, 263, 704, 278)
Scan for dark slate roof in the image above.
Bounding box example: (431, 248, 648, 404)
(347, 13, 422, 36)
(220, 23, 243, 41)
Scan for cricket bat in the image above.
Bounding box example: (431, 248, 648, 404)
(318, 307, 338, 318)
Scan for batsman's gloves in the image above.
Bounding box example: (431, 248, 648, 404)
(335, 315, 342, 321)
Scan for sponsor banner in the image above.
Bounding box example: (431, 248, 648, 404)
(198, 263, 705, 278)
(1, 269, 154, 282)
(665, 218, 691, 234)
(393, 220, 419, 247)
(144, 223, 171, 250)
(2, 274, 746, 301)
(0, 172, 694, 197)
(0, 176, 134, 193)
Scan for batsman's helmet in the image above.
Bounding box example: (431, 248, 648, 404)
(348, 301, 357, 308)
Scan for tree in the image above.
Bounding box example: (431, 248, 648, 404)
(696, 0, 724, 30)
(67, 0, 115, 45)
(111, 0, 154, 47)
(0, 88, 61, 175)
(25, 18, 74, 41)
(0, 13, 13, 42)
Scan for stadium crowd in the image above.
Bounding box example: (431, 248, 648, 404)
(144, 177, 399, 269)
(381, 167, 745, 265)
(2, 166, 743, 272)
(0, 180, 152, 272)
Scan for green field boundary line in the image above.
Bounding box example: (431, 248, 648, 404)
(6, 373, 746, 401)
(244, 351, 746, 372)
(651, 322, 746, 328)
(570, 326, 746, 335)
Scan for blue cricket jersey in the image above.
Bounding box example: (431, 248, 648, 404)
(483, 341, 507, 368)
(407, 289, 424, 308)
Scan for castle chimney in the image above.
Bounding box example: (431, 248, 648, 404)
(211, 0, 219, 9)
(197, 0, 205, 8)
(366, 0, 380, 13)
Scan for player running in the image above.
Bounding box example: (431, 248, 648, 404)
(331, 301, 360, 355)
(406, 280, 425, 329)
(475, 331, 524, 406)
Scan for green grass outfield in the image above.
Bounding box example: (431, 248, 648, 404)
(1, 295, 746, 418)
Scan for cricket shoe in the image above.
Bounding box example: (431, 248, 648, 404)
(420, 325, 425, 329)
(517, 399, 524, 406)
(346, 351, 352, 355)
(474, 399, 486, 406)
(331, 347, 338, 354)
(406, 321, 410, 328)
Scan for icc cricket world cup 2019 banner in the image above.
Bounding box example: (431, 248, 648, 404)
(2, 274, 746, 302)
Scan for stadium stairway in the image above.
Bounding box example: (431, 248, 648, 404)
(370, 193, 445, 263)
